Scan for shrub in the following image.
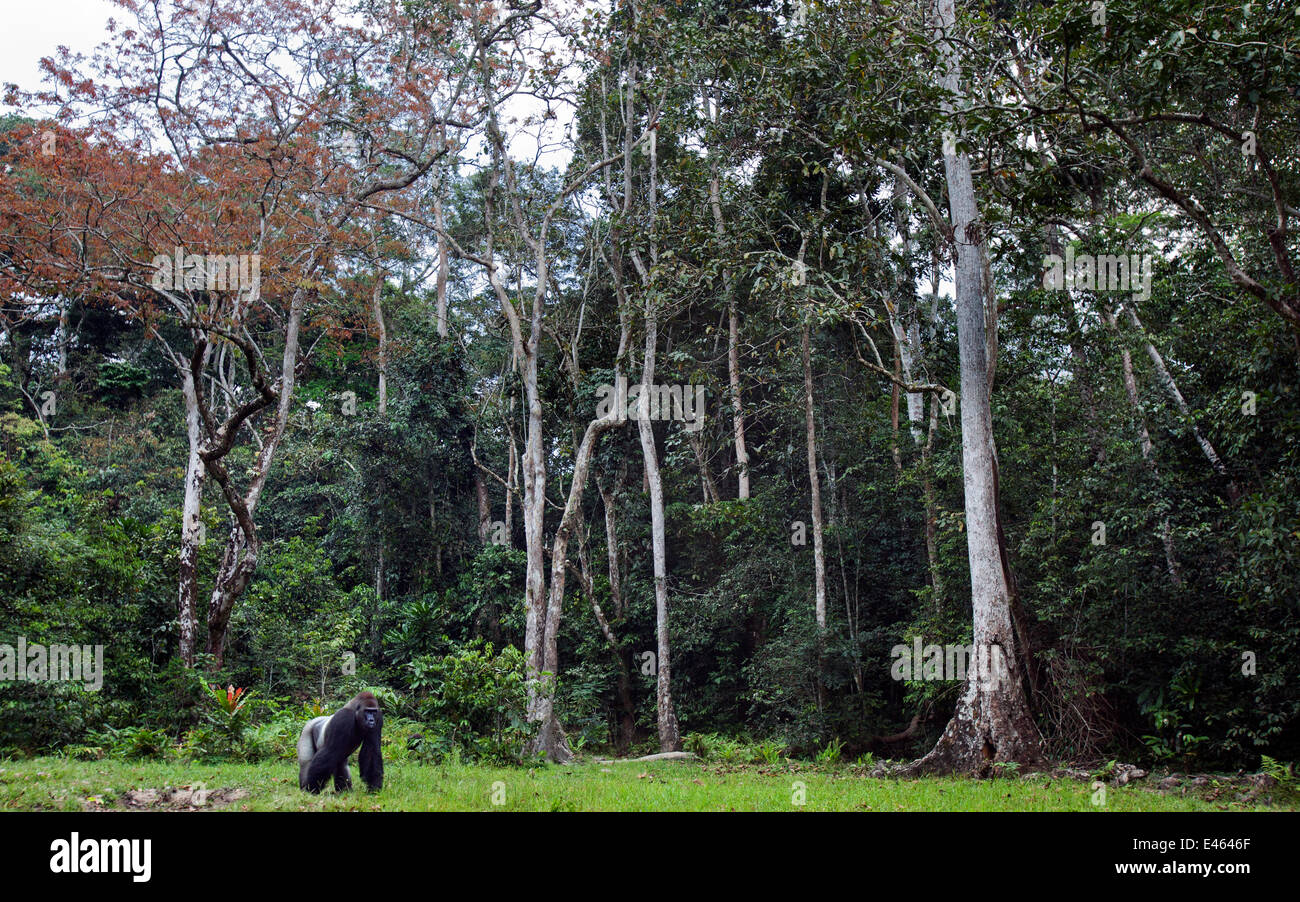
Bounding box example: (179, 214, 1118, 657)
(407, 641, 533, 765)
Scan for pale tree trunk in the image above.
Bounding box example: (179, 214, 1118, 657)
(178, 368, 206, 668)
(55, 294, 72, 383)
(372, 273, 388, 630)
(635, 124, 682, 753)
(889, 175, 926, 443)
(907, 0, 1042, 774)
(373, 275, 388, 415)
(476, 471, 492, 544)
(707, 85, 750, 500)
(505, 412, 516, 540)
(637, 328, 682, 752)
(204, 285, 307, 667)
(598, 49, 679, 752)
(519, 339, 550, 752)
(476, 134, 554, 756)
(1103, 305, 1182, 586)
(576, 485, 637, 753)
(922, 391, 944, 609)
(538, 410, 623, 759)
(533, 293, 631, 761)
(435, 196, 449, 339)
(1122, 303, 1240, 500)
(802, 316, 828, 707)
(923, 253, 945, 609)
(687, 431, 721, 503)
(890, 343, 903, 475)
(476, 56, 650, 758)
(802, 320, 827, 634)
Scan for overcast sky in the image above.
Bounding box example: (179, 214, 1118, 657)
(0, 0, 119, 95)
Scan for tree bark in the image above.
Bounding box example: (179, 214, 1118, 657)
(906, 0, 1043, 774)
(203, 284, 307, 667)
(636, 274, 682, 750)
(802, 320, 827, 634)
(435, 195, 449, 339)
(177, 368, 206, 668)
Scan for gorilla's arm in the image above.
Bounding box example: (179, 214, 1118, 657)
(359, 709, 383, 791)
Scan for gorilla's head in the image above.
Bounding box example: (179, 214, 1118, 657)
(352, 690, 382, 731)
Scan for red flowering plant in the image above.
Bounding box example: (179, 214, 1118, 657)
(198, 678, 259, 751)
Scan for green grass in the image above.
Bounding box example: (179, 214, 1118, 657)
(2, 757, 1291, 811)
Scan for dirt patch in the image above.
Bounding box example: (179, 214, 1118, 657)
(1152, 771, 1286, 805)
(1021, 764, 1294, 806)
(83, 786, 250, 811)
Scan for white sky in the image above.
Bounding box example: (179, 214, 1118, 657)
(0, 0, 119, 95)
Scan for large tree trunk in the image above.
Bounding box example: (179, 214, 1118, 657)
(476, 471, 492, 544)
(373, 275, 388, 415)
(519, 345, 553, 752)
(889, 175, 926, 443)
(536, 411, 623, 761)
(907, 0, 1042, 774)
(639, 120, 682, 753)
(597, 480, 636, 751)
(177, 369, 206, 668)
(435, 195, 449, 339)
(922, 391, 945, 610)
(637, 369, 682, 752)
(204, 286, 306, 667)
(802, 321, 827, 634)
(372, 273, 389, 625)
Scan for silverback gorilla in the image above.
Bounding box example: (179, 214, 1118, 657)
(297, 691, 383, 793)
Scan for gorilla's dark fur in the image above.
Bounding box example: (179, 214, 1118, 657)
(297, 691, 384, 793)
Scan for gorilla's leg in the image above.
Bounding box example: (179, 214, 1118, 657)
(334, 759, 353, 792)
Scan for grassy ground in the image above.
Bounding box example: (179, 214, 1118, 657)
(1, 756, 1292, 811)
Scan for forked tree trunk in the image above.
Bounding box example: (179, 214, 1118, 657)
(204, 285, 306, 668)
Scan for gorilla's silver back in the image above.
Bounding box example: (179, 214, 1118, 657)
(296, 715, 331, 789)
